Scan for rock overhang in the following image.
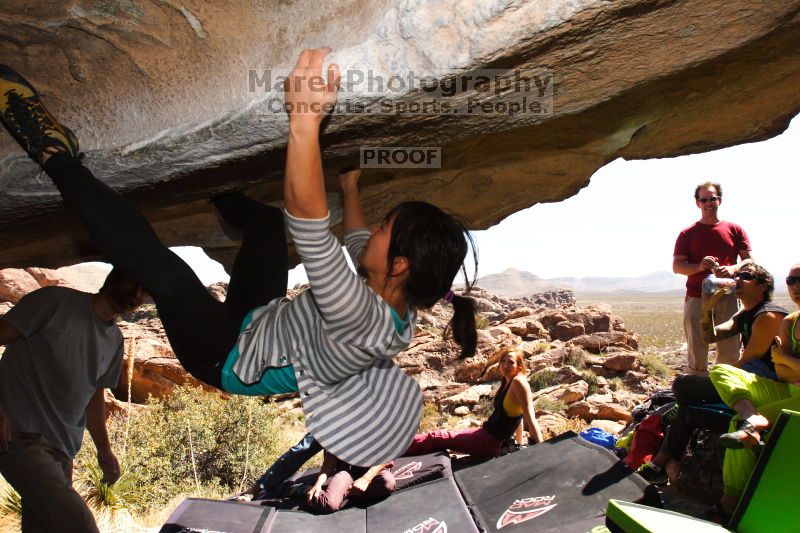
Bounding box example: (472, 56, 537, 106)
(1, 0, 799, 269)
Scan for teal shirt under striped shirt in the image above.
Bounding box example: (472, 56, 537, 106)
(221, 305, 409, 396)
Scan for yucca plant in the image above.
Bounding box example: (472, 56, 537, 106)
(78, 461, 141, 512)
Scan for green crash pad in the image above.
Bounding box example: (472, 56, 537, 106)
(732, 409, 800, 533)
(606, 500, 729, 533)
(606, 409, 800, 533)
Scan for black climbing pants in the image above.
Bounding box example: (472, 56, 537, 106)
(43, 154, 288, 389)
(661, 374, 732, 459)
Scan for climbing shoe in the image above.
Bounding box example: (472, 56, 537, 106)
(719, 418, 765, 450)
(636, 461, 668, 485)
(0, 64, 79, 163)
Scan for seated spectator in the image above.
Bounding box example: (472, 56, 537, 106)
(306, 451, 394, 514)
(637, 264, 786, 485)
(404, 347, 543, 458)
(232, 432, 321, 501)
(710, 263, 800, 515)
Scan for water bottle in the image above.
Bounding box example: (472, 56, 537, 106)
(702, 274, 736, 294)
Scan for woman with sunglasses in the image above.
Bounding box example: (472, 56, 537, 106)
(403, 347, 544, 459)
(708, 263, 800, 516)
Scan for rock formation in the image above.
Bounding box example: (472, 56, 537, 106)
(1, 0, 798, 269)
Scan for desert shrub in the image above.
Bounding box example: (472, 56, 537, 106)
(419, 402, 449, 432)
(535, 397, 566, 413)
(475, 314, 491, 330)
(531, 341, 551, 354)
(580, 370, 601, 396)
(608, 377, 624, 391)
(529, 369, 559, 391)
(75, 385, 285, 514)
(639, 353, 671, 378)
(563, 347, 588, 369)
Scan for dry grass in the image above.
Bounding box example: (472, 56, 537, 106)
(563, 347, 588, 369)
(638, 352, 672, 378)
(535, 397, 566, 413)
(541, 417, 588, 440)
(475, 313, 491, 330)
(419, 402, 449, 433)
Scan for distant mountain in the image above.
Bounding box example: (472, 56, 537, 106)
(475, 268, 686, 297)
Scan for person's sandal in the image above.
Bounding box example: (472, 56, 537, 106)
(719, 419, 762, 449)
(0, 64, 80, 163)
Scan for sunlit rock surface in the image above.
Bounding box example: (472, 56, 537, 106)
(1, 0, 799, 269)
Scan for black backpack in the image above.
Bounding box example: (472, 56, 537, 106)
(624, 389, 677, 435)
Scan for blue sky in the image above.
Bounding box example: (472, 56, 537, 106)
(175, 113, 799, 287)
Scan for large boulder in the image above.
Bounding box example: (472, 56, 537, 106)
(549, 321, 586, 341)
(1, 1, 798, 269)
(601, 353, 639, 372)
(439, 384, 494, 409)
(595, 403, 632, 423)
(0, 268, 40, 304)
(569, 331, 639, 353)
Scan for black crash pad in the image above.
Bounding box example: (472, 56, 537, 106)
(367, 477, 478, 532)
(454, 432, 659, 532)
(159, 498, 274, 533)
(161, 439, 653, 532)
(268, 506, 366, 533)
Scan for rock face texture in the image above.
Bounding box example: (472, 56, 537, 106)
(0, 1, 799, 269)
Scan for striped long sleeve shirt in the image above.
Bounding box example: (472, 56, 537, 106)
(231, 211, 422, 466)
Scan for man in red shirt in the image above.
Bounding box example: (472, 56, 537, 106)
(673, 182, 752, 375)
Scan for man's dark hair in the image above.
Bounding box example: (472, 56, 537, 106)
(694, 181, 723, 200)
(740, 263, 774, 301)
(99, 267, 139, 293)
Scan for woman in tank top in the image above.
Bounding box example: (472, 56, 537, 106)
(403, 347, 544, 458)
(774, 263, 800, 379)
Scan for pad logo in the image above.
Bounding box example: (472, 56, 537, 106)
(404, 517, 447, 533)
(496, 495, 557, 529)
(393, 461, 422, 480)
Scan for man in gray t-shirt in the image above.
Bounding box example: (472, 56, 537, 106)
(0, 269, 145, 533)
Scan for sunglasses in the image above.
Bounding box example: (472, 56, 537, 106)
(734, 272, 756, 281)
(698, 196, 721, 204)
(787, 276, 800, 286)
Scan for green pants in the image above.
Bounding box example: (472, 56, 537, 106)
(710, 364, 800, 496)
